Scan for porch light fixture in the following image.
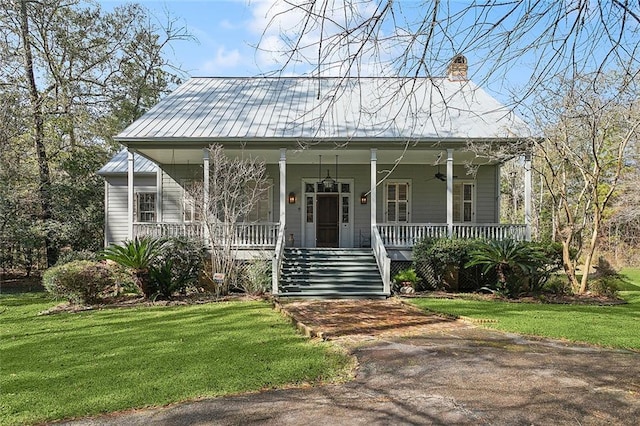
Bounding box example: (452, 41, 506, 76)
(360, 192, 368, 204)
(322, 169, 335, 191)
(288, 192, 296, 204)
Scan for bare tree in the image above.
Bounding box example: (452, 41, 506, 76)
(528, 72, 640, 293)
(194, 145, 271, 296)
(260, 1, 640, 103)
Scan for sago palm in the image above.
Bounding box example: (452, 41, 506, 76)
(466, 239, 545, 296)
(102, 237, 166, 298)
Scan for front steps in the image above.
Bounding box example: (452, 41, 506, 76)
(278, 248, 387, 299)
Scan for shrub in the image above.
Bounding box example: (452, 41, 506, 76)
(101, 237, 167, 298)
(238, 259, 271, 295)
(55, 250, 99, 266)
(544, 276, 573, 295)
(466, 239, 547, 297)
(413, 238, 482, 291)
(150, 238, 206, 299)
(527, 241, 564, 292)
(43, 260, 115, 304)
(590, 276, 620, 297)
(393, 268, 420, 294)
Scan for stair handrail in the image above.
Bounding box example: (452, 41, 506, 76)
(272, 222, 286, 295)
(371, 225, 391, 295)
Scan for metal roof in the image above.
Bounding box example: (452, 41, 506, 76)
(115, 77, 531, 142)
(97, 149, 157, 175)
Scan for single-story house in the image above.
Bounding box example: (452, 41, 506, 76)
(98, 56, 533, 297)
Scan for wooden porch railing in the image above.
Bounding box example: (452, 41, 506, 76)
(378, 223, 527, 247)
(133, 222, 279, 247)
(371, 225, 391, 295)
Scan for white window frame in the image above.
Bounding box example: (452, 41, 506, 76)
(136, 192, 156, 223)
(453, 181, 476, 223)
(182, 180, 199, 223)
(245, 179, 273, 223)
(384, 180, 411, 223)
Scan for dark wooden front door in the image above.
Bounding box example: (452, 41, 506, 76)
(316, 194, 339, 247)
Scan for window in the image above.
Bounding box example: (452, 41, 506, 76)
(245, 181, 272, 222)
(182, 180, 200, 222)
(453, 182, 475, 222)
(385, 182, 410, 223)
(136, 193, 156, 222)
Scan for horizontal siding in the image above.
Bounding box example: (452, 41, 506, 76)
(104, 176, 156, 245)
(475, 165, 498, 223)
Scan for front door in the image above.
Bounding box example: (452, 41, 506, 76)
(316, 194, 339, 247)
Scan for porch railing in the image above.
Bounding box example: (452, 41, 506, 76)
(134, 222, 279, 247)
(371, 225, 391, 295)
(378, 223, 528, 247)
(133, 222, 205, 239)
(272, 222, 286, 295)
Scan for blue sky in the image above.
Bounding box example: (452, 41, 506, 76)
(97, 1, 545, 103)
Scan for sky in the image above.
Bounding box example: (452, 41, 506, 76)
(97, 0, 546, 104)
(102, 0, 296, 77)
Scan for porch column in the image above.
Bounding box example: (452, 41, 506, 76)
(279, 148, 286, 226)
(370, 149, 377, 228)
(127, 149, 134, 240)
(446, 148, 454, 238)
(524, 152, 532, 241)
(203, 148, 210, 244)
(156, 164, 163, 223)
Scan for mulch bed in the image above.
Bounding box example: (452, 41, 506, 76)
(402, 290, 627, 305)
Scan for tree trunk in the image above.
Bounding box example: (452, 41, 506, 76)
(561, 239, 580, 291)
(19, 0, 56, 266)
(579, 212, 601, 293)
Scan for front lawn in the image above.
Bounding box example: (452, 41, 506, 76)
(408, 268, 640, 351)
(0, 294, 352, 426)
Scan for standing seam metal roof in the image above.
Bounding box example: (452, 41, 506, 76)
(115, 77, 531, 141)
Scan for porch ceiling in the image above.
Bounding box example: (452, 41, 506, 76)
(134, 147, 499, 166)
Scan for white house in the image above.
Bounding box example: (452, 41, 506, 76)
(99, 57, 533, 297)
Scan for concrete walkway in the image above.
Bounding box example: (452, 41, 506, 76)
(59, 299, 640, 425)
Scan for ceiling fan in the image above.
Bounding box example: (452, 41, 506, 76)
(429, 165, 456, 182)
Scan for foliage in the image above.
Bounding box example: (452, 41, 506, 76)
(529, 72, 640, 293)
(55, 249, 99, 266)
(149, 238, 206, 299)
(408, 271, 640, 350)
(466, 239, 547, 297)
(0, 294, 353, 426)
(238, 259, 272, 295)
(413, 238, 483, 291)
(42, 260, 115, 304)
(0, 0, 192, 268)
(393, 268, 419, 284)
(589, 277, 620, 298)
(543, 277, 573, 296)
(527, 241, 565, 292)
(102, 237, 166, 298)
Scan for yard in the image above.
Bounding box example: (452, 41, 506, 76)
(0, 294, 353, 426)
(408, 268, 640, 351)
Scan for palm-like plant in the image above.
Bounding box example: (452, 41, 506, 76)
(466, 239, 546, 296)
(102, 237, 166, 298)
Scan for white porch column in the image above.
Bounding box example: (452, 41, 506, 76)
(446, 148, 454, 238)
(279, 148, 286, 226)
(370, 148, 377, 228)
(156, 164, 163, 223)
(127, 149, 134, 240)
(203, 148, 210, 244)
(524, 152, 532, 241)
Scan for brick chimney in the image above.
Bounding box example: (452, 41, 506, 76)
(448, 54, 468, 81)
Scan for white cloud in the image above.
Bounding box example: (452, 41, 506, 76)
(201, 47, 243, 73)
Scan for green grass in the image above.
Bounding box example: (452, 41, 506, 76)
(409, 268, 640, 351)
(0, 294, 352, 426)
